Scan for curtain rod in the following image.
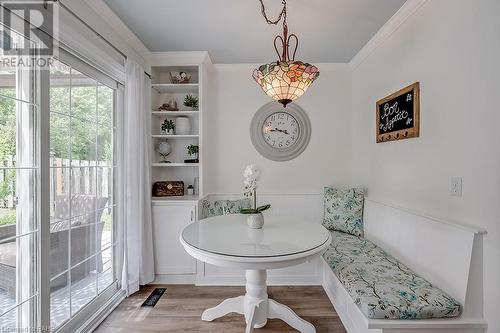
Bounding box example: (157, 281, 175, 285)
(58, 0, 127, 60)
(3, 0, 128, 60)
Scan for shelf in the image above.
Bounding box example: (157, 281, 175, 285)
(152, 195, 200, 204)
(152, 111, 199, 117)
(152, 83, 198, 94)
(150, 64, 202, 198)
(152, 163, 199, 167)
(152, 134, 199, 139)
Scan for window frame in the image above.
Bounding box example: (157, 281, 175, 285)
(0, 21, 124, 333)
(0, 36, 41, 333)
(44, 50, 122, 333)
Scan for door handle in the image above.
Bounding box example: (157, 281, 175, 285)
(191, 210, 194, 222)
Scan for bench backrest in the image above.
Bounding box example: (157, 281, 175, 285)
(363, 198, 484, 315)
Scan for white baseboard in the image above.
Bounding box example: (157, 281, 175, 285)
(195, 274, 322, 286)
(152, 274, 321, 286)
(195, 257, 323, 286)
(153, 274, 196, 284)
(154, 262, 322, 286)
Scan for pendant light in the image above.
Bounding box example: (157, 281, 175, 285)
(252, 0, 320, 107)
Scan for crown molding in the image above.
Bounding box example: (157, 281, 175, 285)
(211, 63, 350, 73)
(349, 0, 428, 70)
(150, 51, 212, 66)
(83, 0, 151, 64)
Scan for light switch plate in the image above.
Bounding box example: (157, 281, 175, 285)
(451, 177, 462, 197)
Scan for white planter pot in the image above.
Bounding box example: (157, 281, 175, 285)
(163, 129, 174, 135)
(175, 117, 191, 135)
(246, 213, 264, 229)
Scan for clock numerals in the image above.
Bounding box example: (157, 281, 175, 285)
(252, 103, 310, 161)
(262, 112, 300, 150)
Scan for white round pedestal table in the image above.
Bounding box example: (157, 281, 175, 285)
(180, 214, 331, 333)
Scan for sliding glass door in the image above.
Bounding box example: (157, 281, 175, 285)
(48, 57, 118, 330)
(0, 27, 39, 332)
(0, 22, 121, 333)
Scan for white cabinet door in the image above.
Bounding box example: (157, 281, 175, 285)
(152, 204, 197, 275)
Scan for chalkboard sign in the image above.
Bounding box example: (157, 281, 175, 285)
(376, 82, 420, 143)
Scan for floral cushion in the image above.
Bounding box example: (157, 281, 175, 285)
(322, 187, 365, 236)
(323, 231, 462, 319)
(200, 198, 252, 220)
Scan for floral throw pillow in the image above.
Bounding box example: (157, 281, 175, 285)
(200, 198, 252, 220)
(322, 187, 366, 236)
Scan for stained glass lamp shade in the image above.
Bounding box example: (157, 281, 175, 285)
(253, 0, 320, 107)
(253, 61, 320, 107)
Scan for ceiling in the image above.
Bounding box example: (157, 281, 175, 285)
(104, 0, 406, 64)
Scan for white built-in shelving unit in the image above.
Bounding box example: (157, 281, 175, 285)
(150, 56, 208, 203)
(151, 83, 199, 94)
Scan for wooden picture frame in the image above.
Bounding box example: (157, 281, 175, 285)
(376, 82, 420, 143)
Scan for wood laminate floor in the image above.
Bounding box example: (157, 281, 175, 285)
(95, 285, 346, 332)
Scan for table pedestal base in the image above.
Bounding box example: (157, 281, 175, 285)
(201, 270, 316, 333)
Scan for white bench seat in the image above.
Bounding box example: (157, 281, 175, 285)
(322, 198, 487, 333)
(323, 231, 461, 319)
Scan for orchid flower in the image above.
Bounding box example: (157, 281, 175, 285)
(241, 164, 271, 214)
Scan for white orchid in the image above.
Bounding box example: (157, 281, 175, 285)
(243, 164, 260, 195)
(241, 164, 271, 214)
(243, 164, 260, 181)
(244, 178, 256, 190)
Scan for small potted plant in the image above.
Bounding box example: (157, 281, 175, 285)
(240, 164, 271, 229)
(183, 94, 199, 111)
(187, 144, 199, 160)
(161, 119, 175, 134)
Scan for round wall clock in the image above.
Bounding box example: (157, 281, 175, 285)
(250, 102, 311, 161)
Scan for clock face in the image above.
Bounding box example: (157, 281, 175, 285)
(250, 102, 310, 161)
(262, 112, 300, 149)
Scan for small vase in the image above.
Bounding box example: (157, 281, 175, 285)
(166, 129, 174, 135)
(175, 117, 191, 135)
(247, 213, 264, 229)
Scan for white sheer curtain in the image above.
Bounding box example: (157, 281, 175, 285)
(122, 59, 154, 295)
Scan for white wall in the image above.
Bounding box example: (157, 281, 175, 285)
(202, 64, 353, 285)
(351, 1, 500, 331)
(205, 64, 352, 196)
(76, 0, 500, 328)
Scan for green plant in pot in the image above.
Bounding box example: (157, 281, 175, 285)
(240, 164, 271, 229)
(183, 94, 198, 110)
(187, 144, 199, 160)
(161, 119, 175, 134)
